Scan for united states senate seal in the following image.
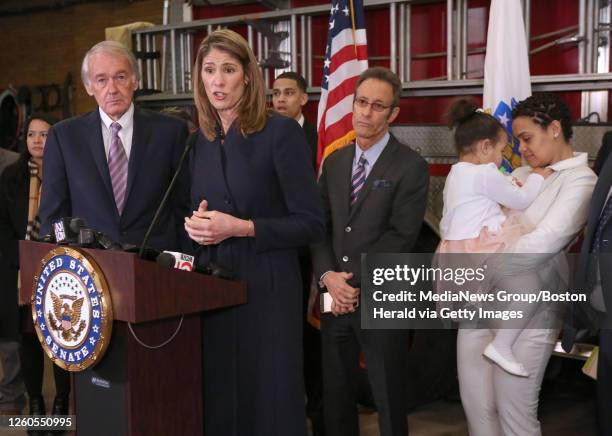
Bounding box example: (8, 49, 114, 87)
(31, 247, 113, 371)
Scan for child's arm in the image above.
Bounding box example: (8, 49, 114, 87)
(477, 165, 546, 210)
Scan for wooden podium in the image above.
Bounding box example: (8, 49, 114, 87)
(19, 241, 247, 436)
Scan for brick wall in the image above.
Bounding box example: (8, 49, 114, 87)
(0, 0, 162, 118)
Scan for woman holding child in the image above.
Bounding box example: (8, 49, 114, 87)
(439, 93, 596, 436)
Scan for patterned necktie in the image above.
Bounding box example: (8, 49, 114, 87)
(350, 152, 368, 205)
(108, 122, 128, 214)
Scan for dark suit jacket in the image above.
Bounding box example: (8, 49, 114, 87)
(311, 134, 429, 287)
(302, 118, 318, 170)
(0, 157, 27, 340)
(39, 107, 190, 251)
(564, 153, 612, 351)
(593, 131, 612, 175)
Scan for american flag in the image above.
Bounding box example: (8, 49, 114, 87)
(308, 0, 368, 328)
(316, 0, 368, 169)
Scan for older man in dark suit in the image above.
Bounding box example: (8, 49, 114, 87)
(39, 40, 189, 250)
(311, 67, 429, 436)
(563, 152, 612, 436)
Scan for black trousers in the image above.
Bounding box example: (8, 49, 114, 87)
(598, 327, 612, 436)
(321, 309, 411, 436)
(20, 333, 70, 400)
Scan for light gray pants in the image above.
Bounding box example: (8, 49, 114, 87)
(457, 325, 559, 436)
(0, 339, 25, 412)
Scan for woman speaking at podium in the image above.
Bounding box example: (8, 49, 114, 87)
(184, 29, 324, 436)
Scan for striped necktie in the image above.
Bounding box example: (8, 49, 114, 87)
(350, 152, 367, 205)
(108, 122, 129, 214)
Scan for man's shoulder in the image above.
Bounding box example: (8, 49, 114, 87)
(267, 112, 301, 131)
(52, 111, 97, 132)
(0, 147, 18, 161)
(383, 136, 428, 176)
(135, 107, 188, 130)
(0, 148, 19, 175)
(388, 134, 425, 162)
(323, 143, 353, 167)
(303, 118, 317, 133)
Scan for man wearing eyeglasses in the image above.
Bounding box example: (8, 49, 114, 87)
(39, 40, 190, 252)
(311, 67, 429, 436)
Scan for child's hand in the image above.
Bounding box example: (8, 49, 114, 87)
(509, 176, 523, 187)
(532, 167, 554, 178)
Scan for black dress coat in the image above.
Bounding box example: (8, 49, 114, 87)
(0, 158, 29, 340)
(189, 114, 324, 436)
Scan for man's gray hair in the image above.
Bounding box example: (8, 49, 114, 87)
(81, 40, 140, 86)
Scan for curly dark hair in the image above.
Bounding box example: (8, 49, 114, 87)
(447, 98, 504, 155)
(511, 93, 573, 141)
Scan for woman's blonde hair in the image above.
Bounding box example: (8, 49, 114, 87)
(193, 29, 268, 140)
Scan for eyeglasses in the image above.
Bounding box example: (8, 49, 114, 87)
(353, 97, 393, 112)
(91, 73, 132, 89)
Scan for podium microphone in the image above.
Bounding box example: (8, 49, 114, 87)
(138, 132, 196, 259)
(156, 251, 195, 271)
(156, 251, 234, 279)
(53, 217, 122, 249)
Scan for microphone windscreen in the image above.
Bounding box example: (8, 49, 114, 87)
(156, 252, 177, 269)
(78, 228, 96, 247)
(69, 217, 86, 234)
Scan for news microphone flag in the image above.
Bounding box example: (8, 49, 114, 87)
(164, 251, 195, 271)
(483, 0, 531, 172)
(315, 0, 369, 171)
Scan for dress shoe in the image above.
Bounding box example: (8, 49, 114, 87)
(51, 395, 69, 416)
(28, 396, 45, 415)
(27, 396, 46, 436)
(483, 343, 530, 377)
(45, 396, 69, 436)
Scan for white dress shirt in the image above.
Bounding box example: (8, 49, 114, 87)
(99, 103, 134, 161)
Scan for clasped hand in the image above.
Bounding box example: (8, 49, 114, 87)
(322, 271, 360, 316)
(184, 200, 244, 245)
